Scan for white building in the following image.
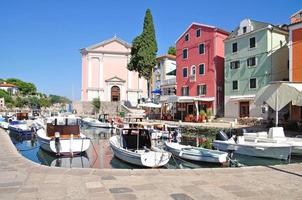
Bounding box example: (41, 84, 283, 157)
(152, 55, 176, 102)
(0, 83, 18, 95)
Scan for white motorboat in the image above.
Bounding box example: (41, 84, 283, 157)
(243, 127, 302, 155)
(213, 131, 291, 160)
(36, 117, 90, 156)
(0, 121, 9, 129)
(109, 128, 171, 167)
(82, 117, 112, 128)
(8, 120, 33, 137)
(165, 142, 228, 163)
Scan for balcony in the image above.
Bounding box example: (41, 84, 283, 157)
(161, 78, 176, 86)
(189, 74, 196, 82)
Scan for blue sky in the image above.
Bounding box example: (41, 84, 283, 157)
(0, 0, 300, 100)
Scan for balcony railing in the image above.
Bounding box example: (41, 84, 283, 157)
(161, 78, 176, 86)
(189, 74, 196, 82)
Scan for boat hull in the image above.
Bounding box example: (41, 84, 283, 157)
(109, 136, 171, 167)
(165, 142, 228, 163)
(213, 141, 291, 160)
(37, 131, 90, 156)
(8, 126, 32, 137)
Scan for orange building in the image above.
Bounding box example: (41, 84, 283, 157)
(289, 10, 302, 121)
(289, 9, 302, 82)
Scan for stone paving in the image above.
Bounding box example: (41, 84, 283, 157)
(0, 129, 302, 200)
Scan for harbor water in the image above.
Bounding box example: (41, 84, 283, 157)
(8, 126, 302, 169)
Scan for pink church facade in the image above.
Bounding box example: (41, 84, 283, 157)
(81, 36, 147, 106)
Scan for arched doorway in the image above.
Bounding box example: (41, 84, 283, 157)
(111, 86, 120, 102)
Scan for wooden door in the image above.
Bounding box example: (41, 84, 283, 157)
(239, 102, 249, 118)
(111, 86, 120, 102)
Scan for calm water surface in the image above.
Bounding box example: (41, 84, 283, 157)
(7, 126, 302, 169)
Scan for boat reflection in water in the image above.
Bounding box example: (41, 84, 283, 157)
(37, 149, 91, 168)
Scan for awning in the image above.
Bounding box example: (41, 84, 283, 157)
(151, 89, 161, 94)
(165, 96, 215, 103)
(138, 102, 162, 108)
(229, 95, 255, 101)
(254, 82, 302, 111)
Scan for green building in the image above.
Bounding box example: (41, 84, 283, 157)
(224, 19, 289, 118)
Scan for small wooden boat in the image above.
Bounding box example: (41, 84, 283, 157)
(165, 142, 228, 163)
(36, 117, 90, 156)
(109, 128, 171, 167)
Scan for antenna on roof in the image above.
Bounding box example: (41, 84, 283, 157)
(114, 33, 117, 38)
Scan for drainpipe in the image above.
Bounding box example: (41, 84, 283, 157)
(213, 32, 217, 116)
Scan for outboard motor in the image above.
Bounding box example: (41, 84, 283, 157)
(172, 129, 181, 143)
(216, 130, 229, 141)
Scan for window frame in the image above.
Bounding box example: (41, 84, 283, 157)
(249, 37, 256, 49)
(247, 57, 257, 68)
(243, 26, 247, 33)
(232, 42, 238, 53)
(198, 63, 205, 75)
(185, 33, 189, 41)
(197, 84, 207, 96)
(181, 86, 189, 96)
(232, 80, 239, 91)
(196, 29, 201, 37)
(230, 60, 240, 69)
(182, 67, 188, 78)
(191, 65, 196, 76)
(198, 43, 205, 55)
(249, 78, 257, 90)
(182, 48, 188, 59)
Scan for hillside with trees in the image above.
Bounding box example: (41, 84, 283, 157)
(0, 78, 71, 109)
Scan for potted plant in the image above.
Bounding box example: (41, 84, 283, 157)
(206, 109, 213, 122)
(199, 110, 206, 122)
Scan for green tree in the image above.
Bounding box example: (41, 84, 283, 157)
(167, 46, 176, 55)
(28, 96, 40, 108)
(49, 94, 71, 104)
(39, 97, 51, 108)
(0, 89, 14, 105)
(128, 9, 158, 97)
(92, 97, 101, 114)
(15, 96, 28, 108)
(5, 78, 37, 95)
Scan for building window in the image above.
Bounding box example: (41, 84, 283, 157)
(183, 68, 188, 77)
(232, 43, 238, 53)
(182, 48, 188, 59)
(196, 29, 201, 37)
(250, 37, 256, 48)
(230, 61, 240, 69)
(232, 80, 238, 91)
(191, 66, 196, 76)
(197, 85, 207, 95)
(243, 26, 247, 33)
(250, 78, 257, 89)
(199, 64, 205, 75)
(181, 86, 189, 96)
(199, 43, 205, 54)
(247, 57, 256, 67)
(185, 33, 189, 41)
